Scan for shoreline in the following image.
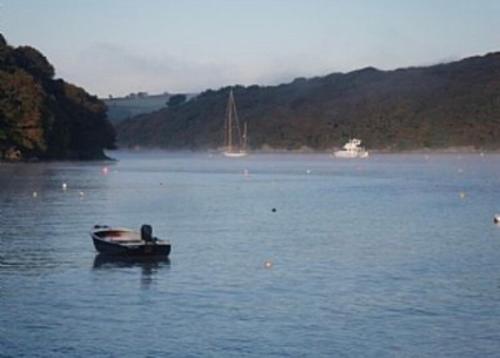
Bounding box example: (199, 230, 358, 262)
(114, 146, 500, 155)
(0, 154, 116, 164)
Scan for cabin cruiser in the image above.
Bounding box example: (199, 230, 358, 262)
(333, 138, 369, 158)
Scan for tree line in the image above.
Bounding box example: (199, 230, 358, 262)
(117, 52, 500, 151)
(0, 34, 116, 160)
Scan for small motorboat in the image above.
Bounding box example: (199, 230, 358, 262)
(90, 224, 171, 257)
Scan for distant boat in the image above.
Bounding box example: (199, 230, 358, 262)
(223, 90, 248, 157)
(90, 225, 171, 257)
(333, 138, 369, 158)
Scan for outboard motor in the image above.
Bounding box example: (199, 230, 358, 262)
(141, 224, 154, 243)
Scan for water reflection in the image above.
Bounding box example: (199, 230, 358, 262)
(92, 254, 170, 287)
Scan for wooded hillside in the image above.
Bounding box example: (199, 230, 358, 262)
(0, 34, 115, 160)
(118, 51, 500, 151)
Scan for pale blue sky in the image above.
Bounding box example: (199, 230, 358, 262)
(2, 0, 500, 97)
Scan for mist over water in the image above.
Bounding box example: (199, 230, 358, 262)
(1, 151, 500, 357)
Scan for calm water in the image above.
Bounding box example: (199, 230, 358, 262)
(1, 151, 500, 357)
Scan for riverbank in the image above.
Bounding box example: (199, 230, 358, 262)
(114, 145, 500, 156)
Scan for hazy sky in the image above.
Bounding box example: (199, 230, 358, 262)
(3, 0, 500, 97)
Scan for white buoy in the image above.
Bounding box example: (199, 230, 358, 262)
(32, 191, 38, 198)
(102, 167, 109, 175)
(79, 191, 85, 198)
(494, 214, 500, 224)
(459, 192, 466, 199)
(306, 169, 311, 174)
(264, 260, 273, 269)
(62, 183, 67, 191)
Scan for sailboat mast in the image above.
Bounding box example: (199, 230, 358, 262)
(232, 94, 242, 147)
(226, 90, 234, 150)
(242, 122, 247, 150)
(224, 89, 247, 155)
(224, 99, 228, 149)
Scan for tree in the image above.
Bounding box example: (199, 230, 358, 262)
(0, 69, 46, 155)
(167, 94, 186, 108)
(12, 46, 55, 79)
(0, 33, 6, 47)
(0, 34, 116, 160)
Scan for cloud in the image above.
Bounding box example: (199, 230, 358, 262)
(56, 41, 465, 98)
(59, 42, 237, 97)
(56, 42, 339, 97)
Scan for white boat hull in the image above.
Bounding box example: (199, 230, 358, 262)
(224, 151, 248, 158)
(333, 150, 369, 158)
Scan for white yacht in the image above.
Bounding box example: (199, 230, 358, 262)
(333, 138, 369, 158)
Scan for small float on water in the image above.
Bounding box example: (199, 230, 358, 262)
(90, 225, 171, 257)
(333, 138, 369, 158)
(494, 214, 500, 224)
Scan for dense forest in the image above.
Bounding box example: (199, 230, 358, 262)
(0, 34, 115, 160)
(118, 51, 500, 151)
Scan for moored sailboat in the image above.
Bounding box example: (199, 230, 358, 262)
(223, 90, 247, 157)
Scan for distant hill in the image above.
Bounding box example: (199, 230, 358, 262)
(104, 93, 170, 124)
(0, 34, 115, 160)
(117, 51, 500, 151)
(103, 92, 198, 124)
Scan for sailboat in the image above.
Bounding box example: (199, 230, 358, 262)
(223, 90, 248, 157)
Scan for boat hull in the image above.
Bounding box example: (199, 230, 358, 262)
(93, 253, 170, 268)
(223, 151, 248, 158)
(91, 227, 171, 257)
(333, 151, 369, 158)
(92, 237, 171, 256)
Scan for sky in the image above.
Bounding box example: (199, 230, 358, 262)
(2, 0, 500, 97)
